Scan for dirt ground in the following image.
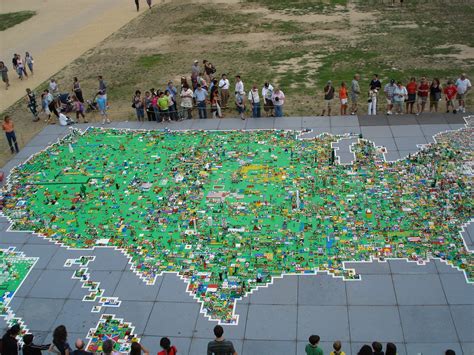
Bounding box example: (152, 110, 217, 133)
(1, 0, 473, 166)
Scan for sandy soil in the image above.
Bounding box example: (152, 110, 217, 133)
(0, 0, 141, 112)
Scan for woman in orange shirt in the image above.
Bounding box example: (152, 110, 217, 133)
(339, 82, 348, 115)
(2, 115, 19, 154)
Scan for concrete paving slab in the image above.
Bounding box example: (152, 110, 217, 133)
(348, 306, 404, 342)
(390, 124, 423, 137)
(242, 340, 295, 355)
(52, 299, 104, 333)
(113, 271, 162, 301)
(450, 305, 474, 342)
(393, 274, 446, 305)
(302, 117, 331, 128)
(346, 274, 397, 306)
(144, 302, 200, 337)
(15, 298, 65, 332)
(113, 300, 154, 334)
(440, 273, 474, 305)
(193, 304, 248, 340)
(245, 305, 297, 340)
(156, 274, 195, 303)
(249, 276, 297, 305)
(298, 274, 347, 306)
(27, 269, 76, 299)
(361, 126, 393, 138)
(297, 305, 350, 341)
(405, 343, 463, 355)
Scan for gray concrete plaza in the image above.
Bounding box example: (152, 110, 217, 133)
(1, 114, 473, 355)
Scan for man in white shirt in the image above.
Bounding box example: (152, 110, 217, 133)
(248, 85, 261, 118)
(455, 73, 472, 113)
(219, 74, 230, 108)
(235, 75, 244, 95)
(262, 82, 274, 117)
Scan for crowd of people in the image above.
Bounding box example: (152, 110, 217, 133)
(129, 60, 286, 123)
(1, 323, 462, 355)
(0, 52, 35, 90)
(321, 73, 471, 116)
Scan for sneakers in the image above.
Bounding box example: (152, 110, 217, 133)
(453, 109, 457, 114)
(386, 111, 392, 115)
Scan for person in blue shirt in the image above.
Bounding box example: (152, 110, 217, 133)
(96, 91, 110, 124)
(193, 84, 208, 119)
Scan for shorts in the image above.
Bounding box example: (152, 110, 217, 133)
(351, 93, 359, 103)
(386, 98, 393, 105)
(456, 93, 465, 100)
(324, 99, 333, 108)
(100, 109, 107, 116)
(237, 106, 245, 114)
(417, 96, 428, 104)
(407, 94, 416, 103)
(340, 98, 348, 105)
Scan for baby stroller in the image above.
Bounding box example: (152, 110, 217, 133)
(58, 93, 74, 113)
(85, 93, 99, 113)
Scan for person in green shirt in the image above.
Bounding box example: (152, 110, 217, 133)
(157, 92, 170, 122)
(305, 335, 324, 355)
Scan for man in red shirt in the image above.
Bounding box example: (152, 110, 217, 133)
(416, 77, 429, 115)
(444, 80, 458, 113)
(405, 77, 417, 114)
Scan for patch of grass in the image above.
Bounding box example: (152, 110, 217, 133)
(137, 54, 163, 68)
(0, 11, 36, 31)
(245, 0, 347, 14)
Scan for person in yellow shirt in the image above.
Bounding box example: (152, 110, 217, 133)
(330, 340, 346, 355)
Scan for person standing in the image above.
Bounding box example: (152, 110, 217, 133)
(96, 92, 110, 124)
(73, 95, 87, 123)
(444, 80, 457, 113)
(384, 79, 396, 115)
(44, 89, 59, 121)
(339, 81, 348, 115)
(405, 77, 417, 114)
(0, 61, 9, 90)
(193, 84, 208, 119)
(455, 73, 472, 113)
(235, 75, 244, 95)
(191, 60, 200, 89)
(144, 91, 155, 121)
(350, 74, 361, 115)
(146, 0, 152, 9)
(219, 74, 230, 108)
(98, 75, 107, 99)
(416, 77, 429, 115)
(211, 90, 220, 119)
(235, 91, 246, 120)
(321, 80, 335, 116)
(25, 52, 34, 75)
(158, 337, 177, 355)
(16, 54, 28, 80)
(393, 81, 407, 114)
(167, 81, 178, 120)
(369, 74, 382, 91)
(12, 54, 18, 72)
(134, 0, 140, 11)
(262, 81, 274, 117)
(429, 78, 442, 112)
(368, 87, 378, 115)
(1, 324, 21, 355)
(133, 90, 145, 121)
(26, 88, 39, 121)
(248, 85, 261, 118)
(180, 83, 193, 119)
(3, 115, 20, 154)
(49, 79, 59, 97)
(158, 91, 171, 122)
(72, 77, 84, 103)
(272, 88, 285, 117)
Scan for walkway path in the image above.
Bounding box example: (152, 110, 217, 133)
(0, 0, 141, 112)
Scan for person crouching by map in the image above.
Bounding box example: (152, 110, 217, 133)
(2, 115, 19, 154)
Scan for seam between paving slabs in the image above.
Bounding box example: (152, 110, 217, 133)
(434, 260, 464, 346)
(388, 261, 409, 355)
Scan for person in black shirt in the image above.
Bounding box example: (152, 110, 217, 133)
(1, 324, 21, 355)
(321, 80, 335, 116)
(26, 88, 39, 121)
(22, 334, 50, 355)
(70, 339, 92, 355)
(370, 74, 382, 91)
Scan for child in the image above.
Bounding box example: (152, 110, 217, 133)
(158, 337, 177, 355)
(330, 340, 346, 355)
(368, 88, 378, 115)
(73, 95, 87, 123)
(22, 333, 50, 355)
(235, 91, 246, 120)
(96, 92, 110, 124)
(339, 82, 348, 115)
(444, 80, 457, 113)
(305, 335, 323, 355)
(2, 115, 19, 154)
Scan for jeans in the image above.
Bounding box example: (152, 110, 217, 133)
(153, 106, 161, 122)
(274, 105, 283, 117)
(136, 107, 145, 120)
(6, 131, 19, 153)
(197, 101, 207, 119)
(252, 103, 261, 118)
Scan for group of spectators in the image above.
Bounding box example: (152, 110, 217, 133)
(320, 73, 471, 117)
(0, 52, 35, 90)
(2, 323, 461, 355)
(131, 59, 286, 122)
